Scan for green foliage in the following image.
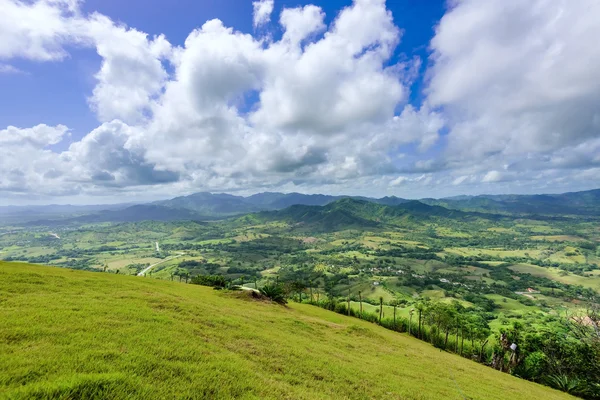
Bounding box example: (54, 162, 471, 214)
(190, 274, 228, 288)
(259, 284, 287, 304)
(546, 375, 589, 396)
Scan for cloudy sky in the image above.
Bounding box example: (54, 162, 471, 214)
(1, 0, 599, 205)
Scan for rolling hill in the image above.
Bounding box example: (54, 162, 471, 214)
(252, 198, 500, 232)
(23, 205, 209, 226)
(0, 262, 574, 400)
(154, 192, 410, 217)
(7, 188, 600, 228)
(421, 188, 600, 216)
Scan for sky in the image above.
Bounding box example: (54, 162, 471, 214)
(1, 0, 600, 205)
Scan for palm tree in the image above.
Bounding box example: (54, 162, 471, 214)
(347, 289, 351, 316)
(358, 291, 363, 316)
(415, 302, 425, 339)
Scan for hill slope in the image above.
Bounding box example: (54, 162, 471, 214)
(422, 188, 600, 215)
(0, 262, 574, 400)
(250, 198, 499, 232)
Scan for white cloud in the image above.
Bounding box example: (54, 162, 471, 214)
(0, 124, 71, 194)
(0, 63, 25, 74)
(253, 0, 274, 28)
(65, 120, 179, 186)
(451, 175, 469, 186)
(6, 0, 600, 201)
(0, 124, 69, 147)
(1, 0, 443, 199)
(390, 176, 407, 186)
(428, 0, 600, 161)
(84, 14, 173, 123)
(0, 0, 78, 61)
(252, 0, 404, 134)
(481, 171, 501, 183)
(280, 5, 326, 47)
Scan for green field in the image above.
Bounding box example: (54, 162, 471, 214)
(0, 262, 574, 400)
(509, 264, 600, 291)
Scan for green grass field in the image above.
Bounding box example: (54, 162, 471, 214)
(509, 264, 600, 291)
(0, 262, 575, 400)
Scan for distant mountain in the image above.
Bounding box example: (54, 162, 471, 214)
(0, 203, 131, 225)
(154, 192, 263, 216)
(10, 188, 600, 226)
(248, 192, 345, 209)
(154, 191, 409, 217)
(422, 189, 600, 216)
(250, 198, 490, 232)
(24, 205, 207, 226)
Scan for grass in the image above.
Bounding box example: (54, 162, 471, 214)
(508, 264, 600, 291)
(444, 247, 545, 259)
(530, 235, 585, 242)
(0, 262, 575, 400)
(485, 294, 538, 313)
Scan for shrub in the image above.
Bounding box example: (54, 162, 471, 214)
(191, 275, 228, 288)
(259, 284, 287, 304)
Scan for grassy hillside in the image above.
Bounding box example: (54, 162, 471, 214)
(0, 262, 574, 400)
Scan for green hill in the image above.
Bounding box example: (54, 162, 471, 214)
(0, 262, 574, 400)
(253, 198, 498, 232)
(422, 188, 600, 216)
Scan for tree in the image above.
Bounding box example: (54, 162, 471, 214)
(260, 284, 287, 304)
(358, 291, 363, 316)
(415, 301, 426, 339)
(379, 296, 384, 323)
(347, 289, 351, 316)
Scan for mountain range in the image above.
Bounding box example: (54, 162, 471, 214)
(2, 188, 598, 226)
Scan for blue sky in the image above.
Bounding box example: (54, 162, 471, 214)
(1, 0, 599, 204)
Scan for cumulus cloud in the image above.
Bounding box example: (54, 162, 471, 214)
(279, 5, 326, 47)
(253, 0, 274, 28)
(0, 124, 70, 194)
(0, 0, 78, 61)
(1, 0, 444, 199)
(0, 0, 173, 124)
(428, 0, 600, 161)
(3, 0, 600, 201)
(84, 15, 173, 123)
(0, 124, 69, 147)
(65, 121, 180, 187)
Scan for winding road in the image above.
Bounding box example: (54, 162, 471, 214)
(137, 253, 184, 276)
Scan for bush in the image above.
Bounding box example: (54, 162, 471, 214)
(259, 284, 287, 304)
(191, 275, 228, 288)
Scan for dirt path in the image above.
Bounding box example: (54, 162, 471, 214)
(137, 253, 184, 276)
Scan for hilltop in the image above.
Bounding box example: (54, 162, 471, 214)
(0, 262, 574, 400)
